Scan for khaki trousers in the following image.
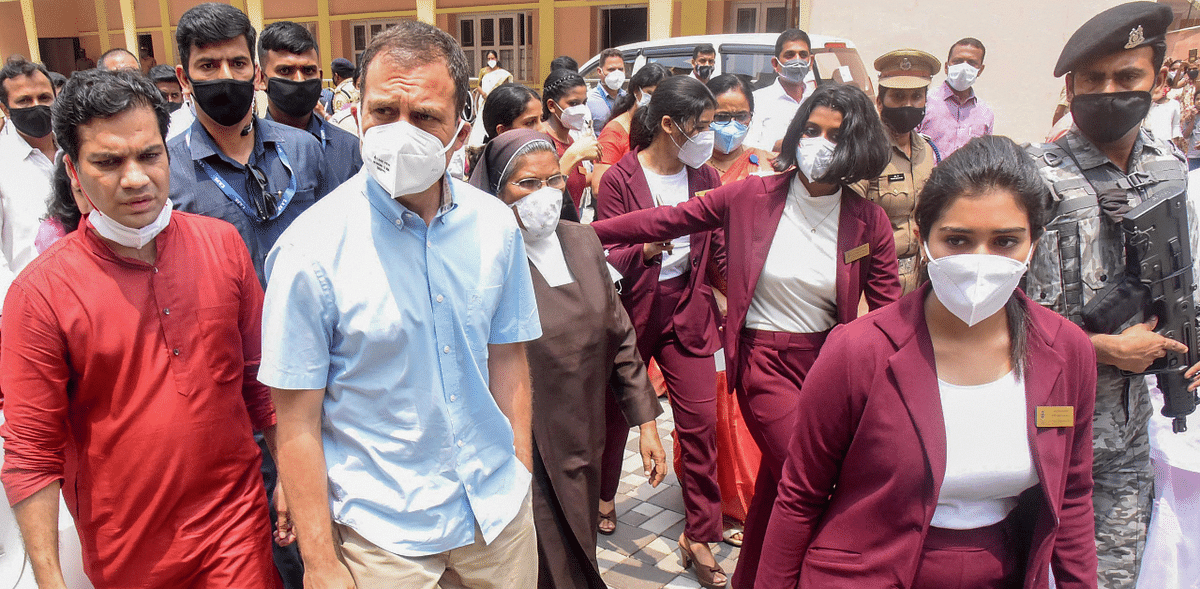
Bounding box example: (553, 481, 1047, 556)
(334, 490, 537, 589)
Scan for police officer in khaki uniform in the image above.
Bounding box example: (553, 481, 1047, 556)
(1024, 3, 1200, 588)
(855, 49, 940, 294)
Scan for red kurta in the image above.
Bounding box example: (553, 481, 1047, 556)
(1, 213, 279, 588)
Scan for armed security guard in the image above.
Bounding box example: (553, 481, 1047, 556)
(1024, 3, 1200, 587)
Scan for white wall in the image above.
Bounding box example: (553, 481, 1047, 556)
(809, 0, 1129, 144)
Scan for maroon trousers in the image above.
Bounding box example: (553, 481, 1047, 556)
(731, 328, 828, 589)
(911, 516, 1022, 589)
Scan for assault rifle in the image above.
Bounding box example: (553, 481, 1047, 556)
(1081, 190, 1199, 433)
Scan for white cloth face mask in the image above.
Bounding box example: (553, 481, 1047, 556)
(362, 119, 463, 198)
(88, 198, 173, 250)
(558, 103, 592, 132)
(946, 63, 979, 92)
(924, 242, 1032, 327)
(671, 129, 715, 169)
(513, 186, 563, 242)
(604, 70, 626, 91)
(488, 59, 498, 68)
(795, 136, 837, 183)
(637, 90, 652, 109)
(778, 57, 811, 84)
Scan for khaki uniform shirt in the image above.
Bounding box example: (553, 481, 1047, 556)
(854, 131, 936, 294)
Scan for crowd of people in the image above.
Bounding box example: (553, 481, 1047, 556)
(0, 1, 1197, 589)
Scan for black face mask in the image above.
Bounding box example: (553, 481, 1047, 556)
(1071, 91, 1151, 145)
(8, 104, 53, 138)
(164, 100, 184, 114)
(1188, 69, 1198, 81)
(880, 105, 925, 135)
(267, 77, 322, 119)
(189, 77, 255, 127)
(695, 65, 713, 80)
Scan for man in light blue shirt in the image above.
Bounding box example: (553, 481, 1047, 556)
(261, 20, 541, 589)
(586, 48, 626, 134)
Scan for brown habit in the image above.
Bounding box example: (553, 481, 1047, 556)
(526, 221, 662, 589)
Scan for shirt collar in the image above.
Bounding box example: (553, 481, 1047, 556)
(1, 125, 43, 162)
(78, 211, 175, 268)
(938, 81, 977, 105)
(363, 173, 457, 230)
(1065, 126, 1158, 170)
(187, 117, 276, 164)
(262, 109, 328, 146)
(770, 79, 801, 104)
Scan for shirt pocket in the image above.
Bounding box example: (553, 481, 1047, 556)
(197, 304, 243, 385)
(1027, 228, 1063, 309)
(465, 287, 498, 354)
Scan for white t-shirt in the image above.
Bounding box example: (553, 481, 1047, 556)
(744, 174, 839, 333)
(642, 167, 692, 281)
(932, 370, 1039, 530)
(1144, 100, 1182, 143)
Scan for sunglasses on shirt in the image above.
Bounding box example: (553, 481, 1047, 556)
(248, 165, 280, 222)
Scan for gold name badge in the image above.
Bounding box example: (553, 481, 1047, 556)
(1036, 406, 1075, 428)
(844, 243, 870, 264)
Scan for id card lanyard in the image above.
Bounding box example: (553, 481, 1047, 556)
(186, 121, 298, 222)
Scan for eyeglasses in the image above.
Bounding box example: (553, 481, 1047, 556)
(510, 174, 567, 192)
(248, 165, 280, 221)
(712, 111, 752, 125)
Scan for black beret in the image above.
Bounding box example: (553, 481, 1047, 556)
(331, 57, 355, 79)
(1055, 1, 1173, 77)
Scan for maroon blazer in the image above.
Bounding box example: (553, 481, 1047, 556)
(591, 169, 901, 391)
(596, 148, 725, 358)
(756, 285, 1098, 589)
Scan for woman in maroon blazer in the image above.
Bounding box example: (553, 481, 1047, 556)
(595, 75, 727, 588)
(756, 136, 1099, 589)
(591, 83, 900, 588)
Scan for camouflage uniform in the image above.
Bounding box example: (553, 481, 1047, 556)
(1025, 127, 1194, 589)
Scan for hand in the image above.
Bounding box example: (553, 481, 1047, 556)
(638, 421, 667, 487)
(563, 134, 602, 166)
(1094, 317, 1189, 373)
(273, 483, 297, 547)
(642, 241, 674, 263)
(1184, 360, 1200, 392)
(304, 561, 357, 589)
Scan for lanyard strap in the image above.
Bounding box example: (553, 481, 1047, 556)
(186, 121, 298, 222)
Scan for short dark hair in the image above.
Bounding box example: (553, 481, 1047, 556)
(482, 82, 540, 141)
(148, 64, 179, 85)
(550, 55, 579, 72)
(774, 29, 812, 58)
(541, 67, 586, 120)
(706, 73, 755, 112)
(913, 135, 1050, 376)
(630, 75, 716, 150)
(0, 55, 53, 106)
(599, 48, 623, 66)
(52, 68, 169, 163)
(610, 62, 671, 120)
(948, 37, 987, 63)
(176, 2, 257, 75)
(692, 44, 716, 60)
(358, 20, 470, 115)
(97, 47, 139, 70)
(49, 71, 67, 91)
(47, 152, 82, 234)
(772, 83, 889, 183)
(331, 59, 355, 80)
(258, 21, 318, 66)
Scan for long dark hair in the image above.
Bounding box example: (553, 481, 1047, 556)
(914, 135, 1052, 377)
(772, 83, 889, 183)
(482, 83, 540, 142)
(46, 152, 83, 233)
(609, 63, 671, 121)
(541, 67, 586, 120)
(629, 75, 716, 151)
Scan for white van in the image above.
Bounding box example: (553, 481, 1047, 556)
(579, 33, 874, 99)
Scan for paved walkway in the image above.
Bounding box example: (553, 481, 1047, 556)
(598, 404, 741, 589)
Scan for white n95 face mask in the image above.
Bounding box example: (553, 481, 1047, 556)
(558, 104, 592, 132)
(514, 186, 563, 242)
(672, 129, 715, 169)
(604, 70, 626, 91)
(88, 198, 173, 250)
(924, 242, 1032, 327)
(362, 119, 463, 198)
(946, 63, 979, 92)
(795, 136, 836, 183)
(637, 91, 652, 109)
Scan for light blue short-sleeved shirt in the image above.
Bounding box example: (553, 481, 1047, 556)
(259, 172, 541, 556)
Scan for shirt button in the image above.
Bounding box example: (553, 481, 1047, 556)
(443, 345, 451, 354)
(449, 394, 457, 402)
(466, 484, 473, 492)
(172, 348, 180, 356)
(152, 267, 159, 273)
(457, 440, 465, 448)
(163, 308, 170, 315)
(394, 219, 402, 227)
(436, 294, 444, 303)
(426, 241, 432, 248)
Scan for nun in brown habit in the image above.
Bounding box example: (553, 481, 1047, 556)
(469, 129, 667, 589)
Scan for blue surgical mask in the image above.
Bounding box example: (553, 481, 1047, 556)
(710, 120, 749, 154)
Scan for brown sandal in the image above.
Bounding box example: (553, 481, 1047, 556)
(598, 506, 617, 535)
(678, 535, 727, 588)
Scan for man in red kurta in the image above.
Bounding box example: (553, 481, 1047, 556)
(0, 69, 281, 589)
